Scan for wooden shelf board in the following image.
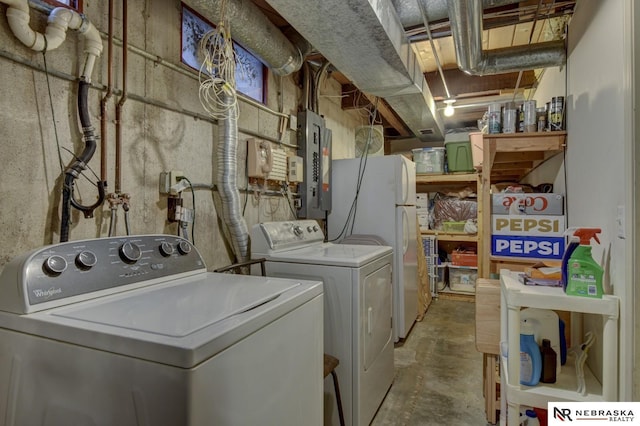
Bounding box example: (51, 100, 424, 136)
(421, 230, 478, 242)
(437, 289, 476, 301)
(416, 173, 478, 184)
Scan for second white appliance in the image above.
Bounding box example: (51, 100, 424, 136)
(251, 220, 394, 426)
(328, 155, 418, 341)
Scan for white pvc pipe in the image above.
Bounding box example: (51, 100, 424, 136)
(0, 0, 102, 79)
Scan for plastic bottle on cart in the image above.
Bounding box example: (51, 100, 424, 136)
(525, 409, 540, 426)
(561, 227, 580, 290)
(520, 321, 541, 386)
(566, 228, 604, 298)
(540, 339, 557, 383)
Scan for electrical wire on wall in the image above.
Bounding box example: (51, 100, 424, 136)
(329, 98, 380, 242)
(178, 176, 196, 245)
(198, 0, 238, 121)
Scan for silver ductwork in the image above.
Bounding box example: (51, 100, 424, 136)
(184, 0, 304, 75)
(392, 0, 521, 30)
(263, 0, 444, 142)
(447, 0, 566, 75)
(213, 96, 249, 263)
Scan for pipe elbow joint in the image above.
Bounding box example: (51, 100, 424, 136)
(78, 18, 103, 57)
(6, 7, 44, 50)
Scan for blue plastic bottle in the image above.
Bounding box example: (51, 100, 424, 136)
(520, 321, 542, 386)
(559, 319, 567, 365)
(561, 231, 580, 290)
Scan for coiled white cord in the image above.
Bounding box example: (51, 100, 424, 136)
(198, 21, 238, 120)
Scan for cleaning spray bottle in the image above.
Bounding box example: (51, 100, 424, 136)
(561, 227, 581, 291)
(565, 228, 604, 298)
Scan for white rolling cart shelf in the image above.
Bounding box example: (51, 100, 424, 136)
(499, 269, 619, 425)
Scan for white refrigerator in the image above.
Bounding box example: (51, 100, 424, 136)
(328, 155, 418, 342)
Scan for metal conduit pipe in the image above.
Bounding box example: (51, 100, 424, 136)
(115, 0, 128, 195)
(185, 0, 305, 75)
(0, 47, 298, 150)
(100, 0, 114, 182)
(447, 0, 566, 75)
(214, 94, 249, 263)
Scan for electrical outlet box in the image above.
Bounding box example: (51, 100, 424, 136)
(167, 197, 183, 222)
(159, 170, 184, 194)
(288, 114, 297, 131)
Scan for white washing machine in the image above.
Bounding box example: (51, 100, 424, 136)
(251, 220, 394, 426)
(0, 235, 323, 426)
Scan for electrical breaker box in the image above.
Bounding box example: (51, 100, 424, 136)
(297, 110, 332, 219)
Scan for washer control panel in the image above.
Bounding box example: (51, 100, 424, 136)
(252, 220, 324, 253)
(0, 235, 206, 313)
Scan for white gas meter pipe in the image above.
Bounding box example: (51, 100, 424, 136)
(0, 0, 102, 79)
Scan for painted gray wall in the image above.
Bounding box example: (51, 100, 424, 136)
(0, 0, 362, 270)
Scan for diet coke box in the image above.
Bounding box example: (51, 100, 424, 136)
(492, 193, 564, 215)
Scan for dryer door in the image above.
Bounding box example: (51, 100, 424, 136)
(362, 262, 393, 371)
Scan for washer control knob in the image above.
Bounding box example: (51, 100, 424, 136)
(44, 255, 67, 275)
(307, 226, 313, 232)
(313, 225, 319, 232)
(119, 242, 142, 264)
(293, 225, 303, 236)
(159, 242, 174, 257)
(177, 241, 192, 255)
(75, 251, 97, 270)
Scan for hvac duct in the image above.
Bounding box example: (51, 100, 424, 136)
(392, 0, 521, 31)
(447, 0, 566, 75)
(183, 0, 305, 75)
(213, 94, 249, 264)
(263, 0, 444, 142)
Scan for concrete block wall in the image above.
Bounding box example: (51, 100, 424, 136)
(0, 0, 363, 270)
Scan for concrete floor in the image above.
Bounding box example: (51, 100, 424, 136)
(371, 297, 490, 426)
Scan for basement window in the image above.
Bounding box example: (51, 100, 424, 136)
(181, 3, 266, 104)
(42, 0, 82, 11)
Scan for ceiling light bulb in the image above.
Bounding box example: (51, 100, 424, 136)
(443, 99, 456, 117)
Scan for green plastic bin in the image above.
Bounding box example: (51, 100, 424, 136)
(445, 140, 474, 172)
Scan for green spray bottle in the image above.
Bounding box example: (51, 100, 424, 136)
(565, 228, 604, 298)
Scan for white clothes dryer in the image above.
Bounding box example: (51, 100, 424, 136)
(0, 235, 323, 426)
(251, 220, 394, 426)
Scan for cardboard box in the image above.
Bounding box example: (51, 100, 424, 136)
(416, 193, 430, 209)
(524, 261, 562, 279)
(417, 214, 430, 229)
(491, 235, 565, 260)
(492, 193, 564, 215)
(491, 215, 565, 236)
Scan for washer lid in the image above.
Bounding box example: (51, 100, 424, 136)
(1, 273, 322, 368)
(257, 243, 392, 267)
(52, 276, 299, 337)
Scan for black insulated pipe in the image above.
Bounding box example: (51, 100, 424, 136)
(59, 78, 107, 242)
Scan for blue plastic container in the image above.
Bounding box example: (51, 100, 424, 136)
(520, 322, 542, 386)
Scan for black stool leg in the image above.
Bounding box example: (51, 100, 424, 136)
(330, 369, 346, 426)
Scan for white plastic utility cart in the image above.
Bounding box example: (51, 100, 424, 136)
(499, 269, 619, 425)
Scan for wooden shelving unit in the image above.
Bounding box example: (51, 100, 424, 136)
(480, 131, 567, 277)
(416, 172, 482, 298)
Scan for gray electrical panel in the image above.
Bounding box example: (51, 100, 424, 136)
(297, 110, 332, 219)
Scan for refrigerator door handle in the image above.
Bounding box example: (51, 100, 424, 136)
(401, 159, 409, 205)
(402, 209, 409, 254)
